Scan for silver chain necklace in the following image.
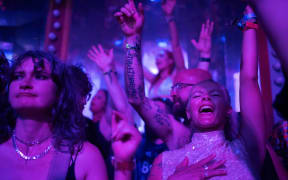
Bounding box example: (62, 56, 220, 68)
(12, 133, 53, 160)
(15, 134, 51, 146)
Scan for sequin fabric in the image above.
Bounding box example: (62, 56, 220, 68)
(162, 130, 258, 180)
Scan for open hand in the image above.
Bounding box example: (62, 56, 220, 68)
(191, 19, 214, 58)
(88, 44, 114, 73)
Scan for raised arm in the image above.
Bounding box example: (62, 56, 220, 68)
(192, 19, 214, 71)
(240, 6, 266, 171)
(143, 66, 156, 83)
(88, 44, 133, 122)
(162, 0, 185, 71)
(112, 111, 141, 180)
(248, 0, 288, 77)
(114, 0, 173, 140)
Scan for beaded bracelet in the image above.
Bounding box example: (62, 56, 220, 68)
(236, 13, 258, 31)
(126, 43, 140, 51)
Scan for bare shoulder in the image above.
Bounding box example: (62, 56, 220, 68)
(148, 153, 163, 180)
(75, 142, 108, 180)
(79, 142, 102, 157)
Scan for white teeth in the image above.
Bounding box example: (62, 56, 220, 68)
(201, 105, 211, 110)
(200, 105, 214, 113)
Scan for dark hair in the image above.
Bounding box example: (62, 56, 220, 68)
(1, 50, 85, 153)
(273, 80, 288, 120)
(67, 65, 92, 99)
(0, 51, 9, 92)
(0, 51, 14, 142)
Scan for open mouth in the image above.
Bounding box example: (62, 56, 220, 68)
(199, 105, 214, 114)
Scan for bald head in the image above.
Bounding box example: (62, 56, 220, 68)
(171, 68, 212, 121)
(174, 68, 212, 85)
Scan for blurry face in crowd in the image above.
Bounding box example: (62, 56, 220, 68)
(170, 69, 212, 117)
(90, 90, 107, 113)
(9, 58, 57, 114)
(155, 51, 174, 71)
(186, 80, 231, 131)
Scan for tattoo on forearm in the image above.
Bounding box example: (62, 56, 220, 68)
(125, 39, 142, 100)
(153, 105, 171, 128)
(142, 98, 152, 111)
(142, 98, 171, 128)
(126, 49, 138, 99)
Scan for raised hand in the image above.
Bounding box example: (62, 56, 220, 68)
(112, 111, 141, 162)
(162, 0, 176, 16)
(168, 154, 226, 180)
(114, 0, 144, 37)
(191, 19, 214, 58)
(87, 44, 114, 73)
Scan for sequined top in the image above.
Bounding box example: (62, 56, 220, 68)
(162, 131, 259, 180)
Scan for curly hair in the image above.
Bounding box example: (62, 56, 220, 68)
(0, 51, 9, 92)
(0, 51, 14, 142)
(1, 50, 86, 153)
(67, 65, 92, 99)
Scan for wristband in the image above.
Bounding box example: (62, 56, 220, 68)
(126, 43, 140, 51)
(243, 13, 257, 22)
(243, 22, 258, 31)
(111, 156, 135, 171)
(236, 13, 257, 31)
(103, 69, 116, 76)
(199, 57, 211, 62)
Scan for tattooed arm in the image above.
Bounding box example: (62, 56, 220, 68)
(88, 44, 133, 122)
(115, 0, 173, 140)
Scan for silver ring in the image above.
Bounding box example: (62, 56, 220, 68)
(203, 164, 209, 171)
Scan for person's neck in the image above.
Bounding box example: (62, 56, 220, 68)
(191, 129, 225, 143)
(14, 115, 52, 143)
(92, 110, 105, 123)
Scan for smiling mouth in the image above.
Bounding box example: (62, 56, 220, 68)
(199, 105, 214, 114)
